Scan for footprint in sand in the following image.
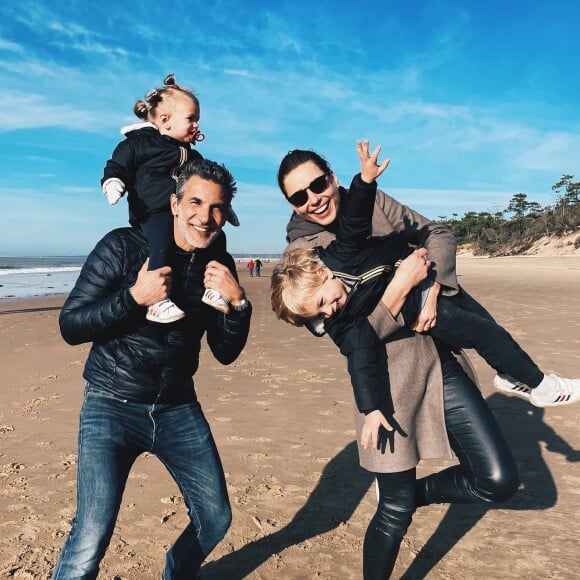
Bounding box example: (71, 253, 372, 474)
(161, 510, 177, 523)
(245, 452, 268, 460)
(161, 495, 184, 506)
(0, 424, 15, 437)
(61, 454, 77, 469)
(22, 395, 60, 414)
(7, 475, 29, 490)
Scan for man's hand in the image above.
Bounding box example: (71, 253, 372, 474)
(361, 410, 393, 450)
(129, 259, 172, 306)
(204, 260, 245, 306)
(411, 281, 441, 332)
(356, 139, 390, 184)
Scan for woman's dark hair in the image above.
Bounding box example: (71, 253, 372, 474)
(277, 150, 332, 196)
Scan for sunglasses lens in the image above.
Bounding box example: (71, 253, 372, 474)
(288, 174, 328, 207)
(289, 190, 308, 207)
(309, 174, 328, 194)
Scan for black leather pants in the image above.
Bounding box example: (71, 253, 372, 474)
(363, 345, 519, 579)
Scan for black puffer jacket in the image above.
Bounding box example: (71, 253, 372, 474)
(102, 124, 202, 225)
(59, 227, 251, 404)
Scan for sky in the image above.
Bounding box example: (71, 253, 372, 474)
(1, 0, 579, 256)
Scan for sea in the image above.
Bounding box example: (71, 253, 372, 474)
(0, 256, 86, 300)
(0, 254, 282, 301)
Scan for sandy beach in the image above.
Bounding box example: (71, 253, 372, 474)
(1, 256, 579, 579)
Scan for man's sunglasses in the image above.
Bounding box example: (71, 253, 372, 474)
(287, 173, 329, 207)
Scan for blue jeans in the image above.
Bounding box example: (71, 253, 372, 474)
(52, 386, 231, 579)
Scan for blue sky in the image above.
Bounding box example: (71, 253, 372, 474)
(1, 0, 579, 256)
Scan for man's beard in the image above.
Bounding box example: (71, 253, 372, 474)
(177, 214, 220, 250)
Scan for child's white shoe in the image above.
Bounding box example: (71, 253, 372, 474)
(202, 288, 230, 314)
(530, 374, 580, 407)
(493, 374, 532, 400)
(146, 299, 186, 323)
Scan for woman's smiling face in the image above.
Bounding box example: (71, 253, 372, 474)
(283, 161, 341, 226)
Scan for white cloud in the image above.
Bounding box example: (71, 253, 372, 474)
(0, 94, 94, 132)
(515, 133, 580, 174)
(0, 38, 23, 53)
(223, 68, 258, 79)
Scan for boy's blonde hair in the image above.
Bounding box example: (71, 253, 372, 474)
(270, 248, 327, 326)
(133, 74, 199, 123)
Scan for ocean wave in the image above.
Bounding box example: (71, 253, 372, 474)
(0, 266, 82, 276)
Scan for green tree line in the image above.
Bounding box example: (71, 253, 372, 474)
(436, 174, 580, 255)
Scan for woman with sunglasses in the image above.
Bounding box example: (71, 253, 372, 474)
(277, 146, 519, 579)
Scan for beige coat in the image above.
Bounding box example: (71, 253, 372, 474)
(286, 188, 470, 473)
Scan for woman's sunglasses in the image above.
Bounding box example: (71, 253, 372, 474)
(287, 173, 329, 207)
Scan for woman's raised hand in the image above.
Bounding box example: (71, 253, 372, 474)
(356, 139, 390, 184)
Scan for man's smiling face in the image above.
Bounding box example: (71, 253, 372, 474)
(170, 175, 226, 251)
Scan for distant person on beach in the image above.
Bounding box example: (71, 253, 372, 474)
(101, 74, 238, 321)
(247, 258, 255, 277)
(254, 258, 263, 277)
(276, 144, 521, 579)
(52, 159, 251, 579)
(272, 141, 580, 448)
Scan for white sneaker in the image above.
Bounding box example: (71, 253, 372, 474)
(530, 374, 580, 407)
(146, 299, 186, 323)
(493, 374, 532, 400)
(201, 288, 230, 314)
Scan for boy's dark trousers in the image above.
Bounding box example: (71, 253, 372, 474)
(404, 286, 544, 389)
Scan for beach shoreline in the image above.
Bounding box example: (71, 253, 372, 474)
(1, 258, 579, 579)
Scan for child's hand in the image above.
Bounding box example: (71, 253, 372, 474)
(357, 140, 390, 184)
(102, 178, 126, 205)
(360, 409, 393, 450)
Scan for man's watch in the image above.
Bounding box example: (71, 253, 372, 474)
(230, 297, 249, 312)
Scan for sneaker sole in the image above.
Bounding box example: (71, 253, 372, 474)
(146, 312, 186, 323)
(530, 394, 579, 407)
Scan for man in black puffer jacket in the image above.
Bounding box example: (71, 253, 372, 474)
(52, 159, 251, 580)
